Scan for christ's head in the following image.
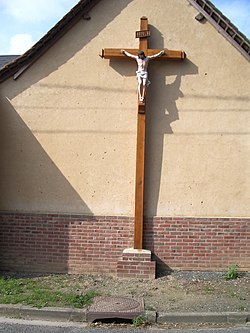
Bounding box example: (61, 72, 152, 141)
(138, 50, 146, 59)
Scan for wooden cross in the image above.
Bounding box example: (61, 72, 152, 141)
(101, 17, 185, 249)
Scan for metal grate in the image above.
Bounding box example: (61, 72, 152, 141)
(86, 296, 144, 322)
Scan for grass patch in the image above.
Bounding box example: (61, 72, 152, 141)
(0, 276, 97, 309)
(66, 291, 97, 308)
(132, 315, 146, 328)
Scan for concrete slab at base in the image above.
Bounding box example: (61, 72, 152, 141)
(122, 248, 152, 255)
(117, 248, 156, 279)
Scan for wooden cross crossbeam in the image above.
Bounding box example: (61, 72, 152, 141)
(100, 48, 185, 60)
(101, 17, 185, 250)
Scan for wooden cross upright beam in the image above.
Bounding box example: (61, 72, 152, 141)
(101, 17, 185, 249)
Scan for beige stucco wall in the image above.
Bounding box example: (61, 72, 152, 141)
(0, 0, 249, 217)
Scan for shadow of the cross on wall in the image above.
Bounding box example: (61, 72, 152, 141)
(144, 25, 198, 218)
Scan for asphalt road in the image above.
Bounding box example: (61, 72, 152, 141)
(0, 318, 249, 333)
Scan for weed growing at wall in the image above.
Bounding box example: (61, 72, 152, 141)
(224, 265, 239, 280)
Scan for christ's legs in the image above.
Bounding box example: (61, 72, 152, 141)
(141, 78, 147, 101)
(137, 77, 143, 101)
(137, 76, 148, 102)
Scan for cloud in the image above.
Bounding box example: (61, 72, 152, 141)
(0, 0, 78, 23)
(8, 34, 34, 55)
(0, 0, 78, 54)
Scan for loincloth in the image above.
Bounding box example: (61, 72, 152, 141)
(136, 71, 151, 86)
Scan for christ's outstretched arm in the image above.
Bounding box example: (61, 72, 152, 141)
(121, 49, 137, 59)
(147, 50, 165, 59)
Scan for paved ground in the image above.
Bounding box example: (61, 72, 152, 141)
(0, 317, 250, 333)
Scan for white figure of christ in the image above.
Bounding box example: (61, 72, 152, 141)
(121, 49, 165, 102)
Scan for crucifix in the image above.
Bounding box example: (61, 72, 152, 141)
(101, 17, 185, 250)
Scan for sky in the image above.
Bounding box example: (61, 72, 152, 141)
(0, 0, 249, 55)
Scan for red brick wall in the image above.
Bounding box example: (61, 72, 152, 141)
(0, 212, 249, 274)
(0, 212, 134, 274)
(144, 217, 250, 272)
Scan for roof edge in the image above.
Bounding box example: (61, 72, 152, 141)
(0, 0, 101, 83)
(188, 0, 250, 62)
